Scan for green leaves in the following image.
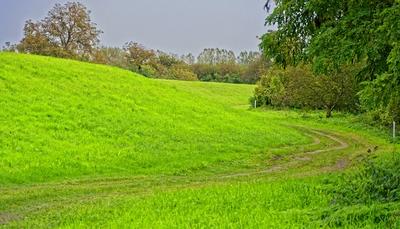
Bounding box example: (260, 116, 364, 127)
(262, 0, 400, 121)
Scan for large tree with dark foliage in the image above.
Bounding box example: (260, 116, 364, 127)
(262, 0, 400, 122)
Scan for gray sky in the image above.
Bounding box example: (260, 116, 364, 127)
(0, 0, 272, 55)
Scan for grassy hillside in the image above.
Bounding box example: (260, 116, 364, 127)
(0, 53, 398, 228)
(0, 52, 307, 185)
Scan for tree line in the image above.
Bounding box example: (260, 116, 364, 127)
(5, 1, 397, 124)
(254, 0, 400, 124)
(93, 45, 270, 83)
(2, 2, 270, 84)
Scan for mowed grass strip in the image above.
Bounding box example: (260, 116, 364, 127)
(0, 53, 308, 185)
(13, 170, 396, 229)
(4, 178, 330, 228)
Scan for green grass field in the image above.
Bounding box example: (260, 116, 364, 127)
(0, 53, 399, 228)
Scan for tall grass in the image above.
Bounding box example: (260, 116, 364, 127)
(0, 52, 307, 185)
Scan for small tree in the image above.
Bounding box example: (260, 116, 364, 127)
(317, 70, 358, 118)
(123, 42, 156, 72)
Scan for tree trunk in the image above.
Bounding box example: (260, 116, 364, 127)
(326, 106, 333, 118)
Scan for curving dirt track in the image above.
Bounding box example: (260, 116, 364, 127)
(0, 125, 371, 226)
(219, 126, 351, 179)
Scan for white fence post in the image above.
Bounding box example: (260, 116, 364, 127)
(393, 121, 396, 140)
(254, 100, 257, 108)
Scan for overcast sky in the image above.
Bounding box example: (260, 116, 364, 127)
(0, 0, 272, 55)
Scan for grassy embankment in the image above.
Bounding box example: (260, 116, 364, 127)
(0, 53, 398, 228)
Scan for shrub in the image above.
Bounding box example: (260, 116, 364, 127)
(139, 65, 158, 78)
(362, 93, 400, 127)
(166, 65, 198, 81)
(253, 69, 285, 106)
(334, 153, 400, 205)
(253, 66, 320, 108)
(320, 153, 400, 227)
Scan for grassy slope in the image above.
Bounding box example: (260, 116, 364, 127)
(0, 53, 399, 228)
(0, 53, 306, 185)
